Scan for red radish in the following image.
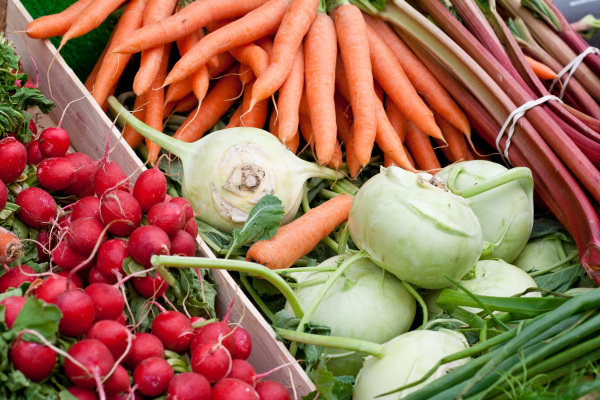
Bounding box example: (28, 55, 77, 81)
(123, 332, 165, 370)
(0, 265, 36, 293)
(148, 202, 186, 236)
(26, 139, 46, 165)
(67, 387, 97, 400)
(64, 153, 97, 197)
(132, 273, 168, 298)
(255, 380, 292, 400)
(227, 359, 256, 386)
(164, 194, 173, 203)
(152, 310, 194, 353)
(71, 196, 101, 221)
(97, 239, 128, 283)
(100, 190, 142, 236)
(35, 274, 79, 304)
(0, 296, 26, 328)
(36, 230, 50, 262)
(104, 364, 131, 395)
(65, 339, 115, 388)
(170, 197, 194, 221)
(0, 180, 6, 210)
(191, 342, 232, 382)
(84, 283, 124, 321)
(191, 321, 236, 355)
(29, 118, 38, 136)
(87, 320, 131, 360)
(15, 187, 57, 229)
(132, 169, 167, 213)
(190, 316, 206, 332)
(184, 218, 199, 238)
(128, 225, 171, 266)
(231, 327, 253, 360)
(52, 213, 73, 246)
(88, 265, 113, 285)
(57, 270, 84, 289)
(133, 356, 174, 397)
(0, 137, 27, 183)
(51, 241, 92, 271)
(36, 157, 75, 191)
(10, 337, 56, 381)
(66, 217, 107, 256)
(212, 378, 259, 400)
(170, 230, 196, 256)
(116, 312, 127, 325)
(56, 289, 95, 336)
(94, 161, 130, 197)
(166, 371, 212, 400)
(39, 126, 70, 157)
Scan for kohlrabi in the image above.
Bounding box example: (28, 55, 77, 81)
(436, 161, 534, 263)
(513, 235, 577, 273)
(108, 97, 344, 234)
(284, 255, 416, 377)
(347, 166, 483, 289)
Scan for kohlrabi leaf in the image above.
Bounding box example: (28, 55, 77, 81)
(304, 363, 354, 400)
(533, 264, 587, 293)
(10, 297, 62, 342)
(225, 194, 284, 258)
(273, 309, 331, 366)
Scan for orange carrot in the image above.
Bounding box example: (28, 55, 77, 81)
(229, 44, 270, 77)
(163, 0, 289, 87)
(334, 5, 376, 167)
(344, 129, 361, 178)
(178, 31, 210, 102)
(328, 140, 343, 170)
(256, 37, 274, 56)
(164, 78, 193, 105)
(385, 97, 416, 168)
(366, 24, 443, 141)
(145, 43, 172, 165)
(26, 0, 94, 39)
(91, 0, 148, 107)
(299, 112, 315, 154)
(304, 12, 337, 165)
(173, 92, 200, 114)
(226, 103, 244, 128)
(270, 108, 299, 153)
(209, 52, 237, 78)
(249, 0, 319, 109)
(405, 121, 441, 172)
(240, 81, 269, 129)
(246, 195, 353, 270)
(239, 64, 256, 86)
(277, 45, 304, 145)
(524, 55, 558, 80)
(435, 113, 473, 162)
(0, 226, 22, 264)
(111, 0, 271, 54)
(334, 92, 353, 144)
(60, 0, 128, 47)
(173, 68, 243, 143)
(85, 34, 113, 92)
(123, 93, 147, 149)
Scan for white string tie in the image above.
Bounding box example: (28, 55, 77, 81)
(548, 46, 600, 99)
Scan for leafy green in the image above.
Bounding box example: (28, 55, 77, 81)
(302, 363, 354, 400)
(534, 264, 591, 293)
(10, 297, 62, 342)
(274, 310, 331, 367)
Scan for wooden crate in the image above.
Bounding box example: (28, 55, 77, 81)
(6, 0, 315, 396)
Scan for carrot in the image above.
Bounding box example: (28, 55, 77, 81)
(164, 78, 193, 105)
(344, 129, 362, 178)
(59, 0, 128, 48)
(366, 24, 443, 141)
(256, 37, 274, 56)
(85, 34, 113, 92)
(239, 65, 255, 86)
(277, 45, 304, 145)
(180, 31, 210, 102)
(385, 97, 416, 168)
(304, 12, 337, 165)
(173, 92, 200, 114)
(246, 195, 353, 270)
(226, 103, 244, 129)
(363, 14, 471, 137)
(334, 4, 376, 167)
(209, 52, 237, 78)
(328, 140, 343, 170)
(145, 43, 172, 165)
(173, 68, 243, 143)
(299, 112, 315, 154)
(249, 0, 319, 109)
(229, 44, 270, 77)
(334, 92, 353, 144)
(0, 226, 22, 264)
(111, 0, 271, 54)
(269, 108, 300, 153)
(123, 93, 147, 149)
(239, 81, 269, 129)
(524, 55, 558, 80)
(163, 0, 289, 88)
(405, 121, 441, 172)
(434, 113, 473, 162)
(26, 0, 94, 39)
(91, 0, 148, 107)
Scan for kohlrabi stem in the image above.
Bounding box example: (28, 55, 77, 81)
(156, 265, 183, 298)
(274, 265, 338, 275)
(529, 251, 579, 277)
(289, 252, 368, 356)
(239, 273, 276, 322)
(448, 167, 533, 199)
(331, 179, 359, 196)
(288, 277, 329, 289)
(275, 328, 384, 358)
(319, 189, 339, 199)
(108, 96, 192, 161)
(304, 160, 346, 182)
(402, 281, 428, 329)
(151, 255, 304, 318)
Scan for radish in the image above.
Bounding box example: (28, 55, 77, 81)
(148, 202, 186, 236)
(190, 342, 232, 382)
(84, 283, 124, 321)
(104, 364, 131, 395)
(170, 230, 196, 257)
(87, 320, 131, 360)
(255, 380, 292, 400)
(151, 309, 194, 353)
(128, 225, 171, 266)
(36, 157, 75, 191)
(10, 337, 56, 381)
(0, 137, 27, 183)
(132, 273, 168, 298)
(0, 296, 26, 328)
(100, 190, 142, 236)
(26, 138, 45, 165)
(133, 356, 173, 397)
(57, 270, 84, 289)
(184, 218, 199, 238)
(132, 168, 167, 213)
(15, 187, 57, 229)
(226, 359, 256, 386)
(28, 118, 38, 136)
(71, 196, 101, 222)
(115, 312, 127, 325)
(170, 197, 194, 221)
(56, 290, 95, 337)
(66, 217, 107, 256)
(97, 239, 128, 283)
(39, 126, 70, 157)
(35, 230, 50, 262)
(88, 265, 113, 285)
(0, 180, 6, 210)
(52, 212, 73, 246)
(64, 153, 97, 198)
(191, 320, 236, 355)
(212, 378, 259, 400)
(67, 387, 97, 400)
(0, 265, 36, 293)
(231, 327, 252, 360)
(123, 332, 165, 370)
(166, 372, 212, 400)
(64, 338, 115, 389)
(95, 161, 130, 197)
(36, 274, 79, 304)
(51, 241, 92, 271)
